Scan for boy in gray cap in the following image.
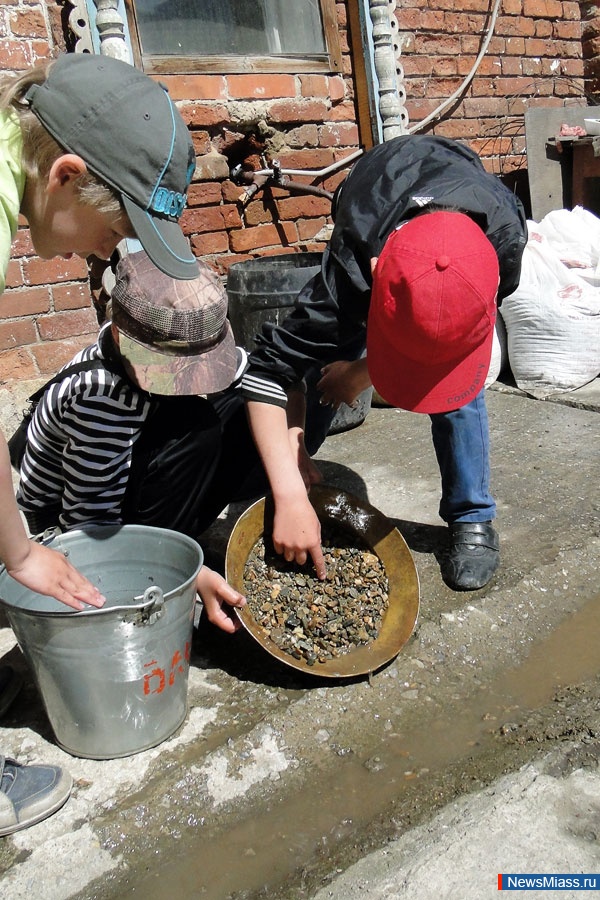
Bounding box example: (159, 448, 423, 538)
(0, 52, 197, 835)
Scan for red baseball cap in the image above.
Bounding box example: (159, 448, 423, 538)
(367, 211, 499, 414)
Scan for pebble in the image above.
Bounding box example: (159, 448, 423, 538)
(243, 524, 389, 665)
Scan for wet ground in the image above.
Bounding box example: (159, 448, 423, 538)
(0, 378, 599, 899)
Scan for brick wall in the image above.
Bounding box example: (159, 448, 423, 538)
(398, 0, 585, 185)
(0, 0, 589, 375)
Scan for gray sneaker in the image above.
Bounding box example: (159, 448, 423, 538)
(0, 756, 72, 836)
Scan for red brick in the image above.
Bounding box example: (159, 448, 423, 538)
(239, 201, 273, 227)
(158, 75, 227, 101)
(434, 118, 487, 139)
(9, 8, 47, 38)
(318, 122, 360, 147)
(287, 124, 320, 147)
(297, 217, 328, 241)
(504, 37, 527, 55)
(0, 40, 35, 70)
(522, 57, 544, 76)
(229, 222, 298, 253)
(501, 57, 525, 75)
(534, 19, 553, 37)
(562, 1, 581, 20)
(32, 338, 98, 376)
(0, 287, 49, 319)
(191, 232, 229, 256)
(182, 104, 231, 128)
(0, 319, 37, 351)
(556, 58, 584, 78)
(227, 74, 296, 100)
(221, 204, 244, 230)
(276, 195, 332, 220)
(183, 206, 226, 234)
(414, 35, 462, 55)
(222, 180, 248, 204)
(328, 101, 360, 123)
(328, 76, 346, 103)
(469, 56, 502, 77)
(0, 348, 39, 383)
(5, 259, 23, 289)
(53, 283, 93, 312)
(462, 96, 515, 118)
(37, 309, 98, 342)
(187, 183, 223, 207)
(191, 132, 212, 156)
(300, 75, 328, 98)
(268, 100, 329, 124)
(10, 229, 34, 257)
(496, 14, 536, 37)
(273, 148, 337, 170)
(24, 257, 88, 286)
(522, 0, 563, 17)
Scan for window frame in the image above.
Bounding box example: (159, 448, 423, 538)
(122, 0, 342, 75)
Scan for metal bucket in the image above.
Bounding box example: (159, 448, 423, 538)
(0, 525, 202, 759)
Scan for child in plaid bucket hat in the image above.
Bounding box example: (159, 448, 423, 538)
(15, 251, 273, 633)
(242, 135, 528, 593)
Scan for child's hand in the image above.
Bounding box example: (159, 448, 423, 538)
(7, 541, 106, 611)
(317, 359, 371, 409)
(196, 566, 246, 634)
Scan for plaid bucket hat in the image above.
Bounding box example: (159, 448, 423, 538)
(111, 251, 237, 395)
(25, 53, 199, 280)
(367, 211, 500, 414)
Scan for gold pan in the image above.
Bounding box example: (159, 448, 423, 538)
(225, 485, 420, 678)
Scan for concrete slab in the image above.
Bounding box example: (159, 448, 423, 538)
(0, 377, 598, 899)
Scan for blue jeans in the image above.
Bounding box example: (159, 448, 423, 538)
(430, 388, 496, 524)
(304, 371, 495, 526)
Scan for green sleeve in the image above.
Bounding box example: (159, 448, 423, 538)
(0, 111, 25, 296)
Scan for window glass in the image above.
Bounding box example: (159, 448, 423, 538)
(135, 0, 326, 58)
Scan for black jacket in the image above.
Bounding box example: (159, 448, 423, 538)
(242, 135, 528, 403)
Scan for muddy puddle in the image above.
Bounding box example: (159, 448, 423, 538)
(118, 595, 600, 900)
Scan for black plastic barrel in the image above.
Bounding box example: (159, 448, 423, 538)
(226, 253, 372, 434)
(227, 253, 322, 350)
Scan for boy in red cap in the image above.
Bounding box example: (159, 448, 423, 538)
(242, 135, 527, 592)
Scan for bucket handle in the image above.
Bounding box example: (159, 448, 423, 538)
(75, 585, 165, 621)
(115, 585, 165, 623)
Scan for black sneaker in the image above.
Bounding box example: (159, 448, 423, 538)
(441, 521, 500, 591)
(0, 757, 72, 836)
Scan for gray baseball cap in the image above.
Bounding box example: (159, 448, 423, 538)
(25, 53, 199, 281)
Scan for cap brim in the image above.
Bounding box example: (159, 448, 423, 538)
(366, 312, 494, 414)
(122, 196, 199, 281)
(118, 320, 238, 396)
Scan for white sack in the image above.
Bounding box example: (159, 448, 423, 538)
(485, 313, 508, 388)
(500, 212, 600, 399)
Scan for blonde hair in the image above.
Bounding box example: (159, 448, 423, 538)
(0, 59, 125, 221)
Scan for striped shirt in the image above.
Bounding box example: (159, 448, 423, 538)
(16, 324, 152, 533)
